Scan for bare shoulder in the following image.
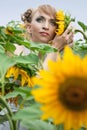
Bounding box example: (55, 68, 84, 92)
(14, 44, 25, 55)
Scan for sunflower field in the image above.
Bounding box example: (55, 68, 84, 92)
(0, 17, 87, 130)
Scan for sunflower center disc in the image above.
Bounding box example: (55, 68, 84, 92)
(59, 78, 87, 111)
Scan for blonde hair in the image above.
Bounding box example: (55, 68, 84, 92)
(21, 4, 57, 23)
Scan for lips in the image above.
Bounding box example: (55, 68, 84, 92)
(40, 32, 49, 36)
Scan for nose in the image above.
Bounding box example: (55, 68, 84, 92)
(42, 21, 49, 30)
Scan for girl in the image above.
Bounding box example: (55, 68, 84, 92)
(15, 4, 74, 68)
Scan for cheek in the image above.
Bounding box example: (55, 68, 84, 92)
(50, 28, 56, 38)
(31, 23, 40, 33)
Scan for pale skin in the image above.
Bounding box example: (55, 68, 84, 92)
(15, 8, 74, 69)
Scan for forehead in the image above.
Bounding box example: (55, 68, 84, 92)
(32, 11, 55, 20)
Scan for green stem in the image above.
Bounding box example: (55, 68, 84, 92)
(0, 96, 17, 130)
(0, 105, 13, 130)
(0, 96, 12, 115)
(12, 120, 17, 130)
(2, 85, 4, 96)
(1, 78, 5, 96)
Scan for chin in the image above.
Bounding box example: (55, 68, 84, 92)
(40, 40, 49, 44)
(33, 38, 50, 44)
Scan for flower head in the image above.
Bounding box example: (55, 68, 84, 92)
(6, 66, 33, 87)
(32, 46, 87, 130)
(56, 10, 75, 35)
(5, 26, 14, 35)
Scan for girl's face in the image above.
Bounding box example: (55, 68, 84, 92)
(28, 11, 57, 43)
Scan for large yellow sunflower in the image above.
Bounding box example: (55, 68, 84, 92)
(32, 46, 87, 130)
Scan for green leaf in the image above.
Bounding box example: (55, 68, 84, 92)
(80, 126, 87, 130)
(0, 53, 16, 79)
(13, 103, 42, 121)
(13, 40, 57, 55)
(0, 115, 8, 123)
(78, 21, 87, 32)
(22, 119, 55, 130)
(30, 42, 57, 52)
(4, 42, 16, 53)
(5, 87, 32, 99)
(56, 124, 64, 130)
(0, 26, 7, 40)
(73, 49, 87, 58)
(14, 53, 39, 65)
(0, 45, 5, 53)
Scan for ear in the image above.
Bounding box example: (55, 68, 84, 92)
(26, 23, 32, 34)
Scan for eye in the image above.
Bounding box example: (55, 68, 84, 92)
(50, 20, 57, 26)
(36, 16, 44, 23)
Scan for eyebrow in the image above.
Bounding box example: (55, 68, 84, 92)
(38, 16, 45, 19)
(38, 15, 55, 21)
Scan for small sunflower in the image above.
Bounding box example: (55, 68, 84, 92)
(32, 46, 87, 130)
(6, 66, 33, 87)
(56, 10, 65, 35)
(56, 10, 74, 35)
(5, 26, 14, 35)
